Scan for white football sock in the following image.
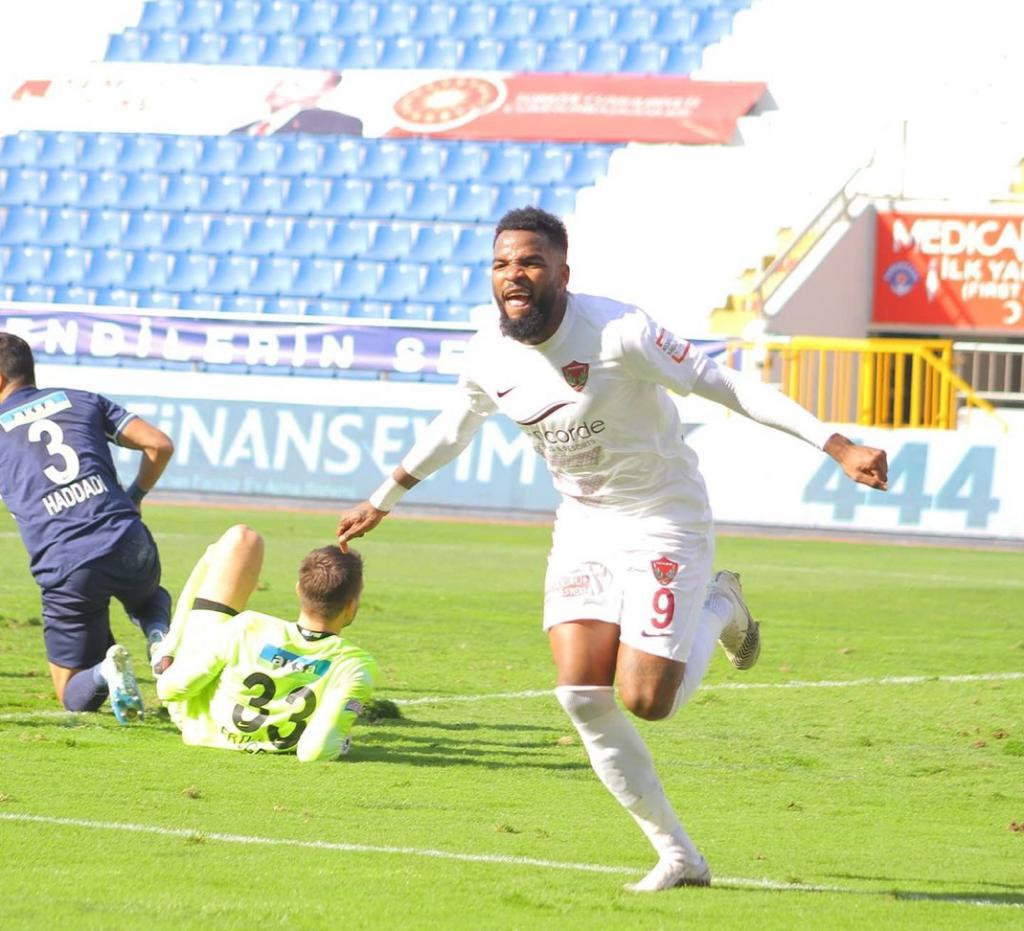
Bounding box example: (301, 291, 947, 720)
(556, 685, 700, 863)
(670, 593, 733, 716)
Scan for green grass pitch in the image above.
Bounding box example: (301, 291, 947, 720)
(1, 503, 1022, 929)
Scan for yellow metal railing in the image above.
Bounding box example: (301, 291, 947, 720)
(724, 337, 1004, 430)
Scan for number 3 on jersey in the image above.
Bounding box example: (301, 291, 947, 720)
(28, 418, 80, 485)
(231, 672, 318, 750)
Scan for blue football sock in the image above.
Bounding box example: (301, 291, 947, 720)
(63, 664, 109, 712)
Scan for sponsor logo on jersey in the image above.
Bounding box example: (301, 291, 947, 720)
(651, 556, 679, 585)
(654, 328, 691, 363)
(561, 360, 590, 391)
(496, 386, 517, 398)
(557, 572, 592, 598)
(258, 644, 331, 677)
(0, 391, 72, 432)
(528, 419, 605, 446)
(40, 473, 108, 516)
(883, 260, 919, 297)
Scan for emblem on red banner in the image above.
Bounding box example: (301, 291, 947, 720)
(651, 556, 678, 585)
(561, 360, 589, 391)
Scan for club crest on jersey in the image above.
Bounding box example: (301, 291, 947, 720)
(561, 360, 589, 391)
(651, 556, 679, 585)
(655, 328, 691, 363)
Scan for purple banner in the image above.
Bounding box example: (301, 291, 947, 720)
(0, 306, 473, 376)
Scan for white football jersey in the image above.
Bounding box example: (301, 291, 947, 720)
(404, 292, 714, 527)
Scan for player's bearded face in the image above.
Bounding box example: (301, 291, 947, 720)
(492, 230, 568, 343)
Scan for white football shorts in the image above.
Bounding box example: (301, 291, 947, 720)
(542, 506, 715, 663)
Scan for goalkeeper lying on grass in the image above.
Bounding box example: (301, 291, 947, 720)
(153, 524, 377, 762)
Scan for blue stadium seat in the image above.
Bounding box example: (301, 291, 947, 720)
(458, 37, 502, 70)
(259, 33, 301, 67)
(136, 289, 179, 309)
(409, 225, 455, 262)
(43, 246, 87, 286)
(481, 146, 530, 184)
(141, 30, 184, 63)
(493, 182, 539, 218)
(253, 0, 294, 33)
(80, 209, 125, 247)
(138, 0, 177, 30)
(263, 296, 307, 315)
(157, 136, 200, 172)
(80, 170, 126, 209)
(116, 136, 161, 172)
(410, 2, 450, 37)
(375, 261, 421, 301)
(293, 1, 335, 35)
(37, 207, 84, 246)
(338, 35, 379, 68)
(0, 132, 39, 168)
(500, 37, 543, 71)
(105, 31, 144, 62)
(539, 185, 578, 217)
(203, 216, 247, 253)
(389, 302, 433, 322)
(334, 260, 381, 300)
(318, 139, 361, 176)
(419, 263, 465, 303)
(324, 219, 370, 257)
(291, 257, 337, 296)
(432, 302, 474, 324)
(621, 40, 665, 74)
(78, 134, 119, 171)
(662, 43, 702, 74)
(248, 255, 295, 295)
(401, 141, 445, 180)
(323, 178, 371, 217)
(574, 8, 616, 40)
(196, 137, 243, 174)
(440, 144, 487, 181)
(450, 3, 489, 37)
(220, 293, 265, 313)
(163, 213, 205, 251)
(0, 168, 43, 205)
(695, 7, 735, 45)
(580, 39, 623, 72)
(8, 282, 53, 302)
(241, 176, 287, 213)
(364, 179, 410, 218)
(524, 147, 569, 185)
(245, 216, 288, 253)
(177, 0, 218, 31)
(0, 205, 44, 244)
(358, 141, 405, 179)
(613, 6, 654, 42)
(539, 38, 583, 71)
(344, 300, 389, 319)
(463, 264, 492, 304)
(374, 2, 416, 36)
(282, 177, 328, 215)
(653, 7, 698, 42)
(161, 172, 203, 211)
(377, 36, 418, 68)
(216, 0, 259, 32)
(298, 35, 342, 68)
(83, 248, 130, 288)
(39, 169, 82, 207)
(491, 4, 532, 39)
(95, 286, 135, 307)
(415, 35, 459, 69)
(166, 253, 212, 291)
(125, 250, 171, 290)
(405, 180, 450, 221)
(366, 223, 412, 261)
(122, 211, 165, 250)
(177, 290, 219, 310)
(52, 285, 92, 304)
(235, 138, 277, 175)
(207, 254, 255, 293)
(447, 183, 496, 222)
(453, 226, 492, 263)
(202, 175, 245, 211)
(303, 299, 351, 317)
(276, 137, 319, 176)
(220, 32, 263, 65)
(36, 133, 78, 169)
(533, 7, 573, 41)
(182, 31, 221, 64)
(566, 146, 612, 185)
(282, 218, 330, 256)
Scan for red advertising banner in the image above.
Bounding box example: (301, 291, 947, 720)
(387, 74, 766, 144)
(873, 211, 1024, 334)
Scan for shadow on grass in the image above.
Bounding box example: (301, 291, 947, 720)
(819, 873, 1024, 907)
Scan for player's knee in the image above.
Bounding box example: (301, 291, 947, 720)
(218, 524, 264, 559)
(618, 684, 675, 721)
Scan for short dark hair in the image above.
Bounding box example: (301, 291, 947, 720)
(297, 546, 363, 621)
(494, 206, 569, 256)
(0, 332, 35, 387)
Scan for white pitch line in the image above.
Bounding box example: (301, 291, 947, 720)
(0, 813, 1019, 910)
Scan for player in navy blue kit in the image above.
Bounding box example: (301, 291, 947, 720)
(0, 332, 175, 722)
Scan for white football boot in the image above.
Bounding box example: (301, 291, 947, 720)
(624, 854, 712, 893)
(100, 644, 145, 724)
(710, 570, 761, 670)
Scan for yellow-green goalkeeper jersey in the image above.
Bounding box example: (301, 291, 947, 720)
(157, 608, 378, 762)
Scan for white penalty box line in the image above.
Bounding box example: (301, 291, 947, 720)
(1, 812, 1020, 910)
